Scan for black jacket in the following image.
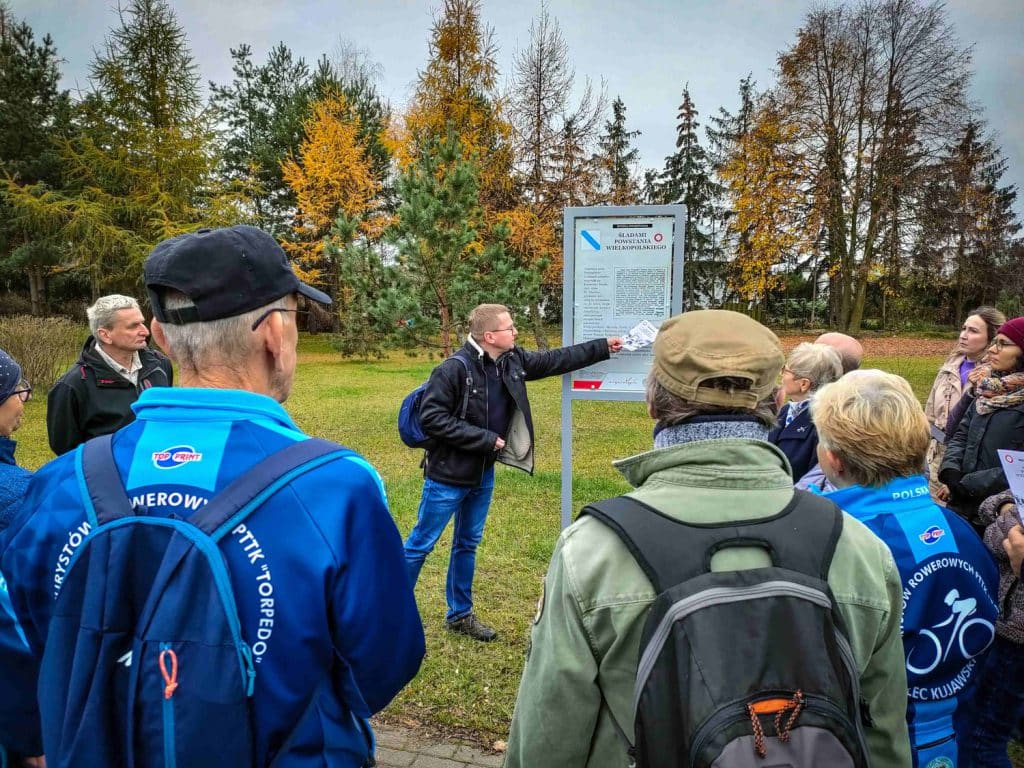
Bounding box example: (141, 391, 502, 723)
(939, 392, 1024, 522)
(419, 338, 610, 487)
(47, 337, 173, 456)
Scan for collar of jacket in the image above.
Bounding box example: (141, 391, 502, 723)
(613, 437, 793, 491)
(465, 335, 508, 366)
(80, 336, 162, 382)
(938, 351, 967, 376)
(130, 386, 301, 432)
(0, 435, 16, 466)
(821, 475, 933, 522)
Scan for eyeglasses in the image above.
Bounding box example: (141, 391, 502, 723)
(8, 380, 31, 403)
(990, 338, 1020, 351)
(489, 325, 516, 334)
(251, 307, 303, 331)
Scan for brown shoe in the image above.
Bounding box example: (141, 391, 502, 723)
(446, 612, 497, 642)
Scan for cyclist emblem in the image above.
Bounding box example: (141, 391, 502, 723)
(906, 588, 994, 681)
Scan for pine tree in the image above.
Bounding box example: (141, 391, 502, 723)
(381, 130, 543, 356)
(594, 96, 640, 204)
(3, 0, 234, 297)
(0, 4, 71, 313)
(916, 120, 1021, 316)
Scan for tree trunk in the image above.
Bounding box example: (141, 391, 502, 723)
(28, 266, 45, 316)
(440, 303, 452, 358)
(530, 302, 550, 351)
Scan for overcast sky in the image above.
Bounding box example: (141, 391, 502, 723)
(11, 0, 1024, 219)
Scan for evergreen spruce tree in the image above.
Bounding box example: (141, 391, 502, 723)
(594, 96, 640, 204)
(209, 43, 311, 235)
(659, 86, 717, 307)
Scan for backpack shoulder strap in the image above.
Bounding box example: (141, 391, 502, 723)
(580, 490, 843, 592)
(79, 434, 133, 527)
(765, 489, 844, 579)
(449, 351, 474, 420)
(190, 438, 353, 541)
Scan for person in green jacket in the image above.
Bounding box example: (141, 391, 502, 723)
(505, 310, 912, 768)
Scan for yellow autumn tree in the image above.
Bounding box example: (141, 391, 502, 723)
(390, 0, 515, 212)
(493, 205, 559, 347)
(281, 91, 379, 297)
(718, 104, 817, 309)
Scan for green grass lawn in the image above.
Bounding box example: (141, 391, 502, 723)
(15, 337, 1023, 763)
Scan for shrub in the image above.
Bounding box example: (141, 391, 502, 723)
(0, 292, 33, 317)
(0, 315, 86, 393)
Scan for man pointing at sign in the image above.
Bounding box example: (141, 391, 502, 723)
(404, 303, 621, 642)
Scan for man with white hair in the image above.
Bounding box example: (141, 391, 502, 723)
(47, 294, 172, 455)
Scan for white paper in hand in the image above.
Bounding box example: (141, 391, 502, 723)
(620, 320, 659, 352)
(998, 449, 1024, 521)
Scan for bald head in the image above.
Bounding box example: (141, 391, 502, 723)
(815, 332, 863, 374)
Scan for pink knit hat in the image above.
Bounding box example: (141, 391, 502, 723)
(998, 317, 1024, 351)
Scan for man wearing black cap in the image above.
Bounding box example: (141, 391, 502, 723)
(0, 226, 425, 767)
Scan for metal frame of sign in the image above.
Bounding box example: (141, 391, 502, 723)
(560, 204, 685, 528)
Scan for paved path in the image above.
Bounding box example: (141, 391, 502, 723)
(373, 722, 504, 768)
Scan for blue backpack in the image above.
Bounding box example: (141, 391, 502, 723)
(398, 352, 472, 449)
(38, 434, 350, 768)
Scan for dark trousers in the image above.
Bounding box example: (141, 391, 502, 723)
(955, 634, 1024, 767)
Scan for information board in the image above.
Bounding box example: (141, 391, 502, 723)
(560, 205, 685, 527)
(570, 215, 675, 393)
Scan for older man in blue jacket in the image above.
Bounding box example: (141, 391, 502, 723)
(0, 226, 424, 767)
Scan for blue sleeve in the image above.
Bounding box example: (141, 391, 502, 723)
(0, 456, 83, 756)
(328, 458, 425, 714)
(0, 571, 42, 756)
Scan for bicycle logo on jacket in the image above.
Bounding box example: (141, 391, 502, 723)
(906, 589, 995, 679)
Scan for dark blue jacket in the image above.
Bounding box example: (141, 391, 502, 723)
(0, 388, 425, 766)
(768, 402, 819, 480)
(0, 437, 29, 532)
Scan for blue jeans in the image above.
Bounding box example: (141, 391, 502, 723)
(404, 468, 495, 622)
(955, 634, 1024, 768)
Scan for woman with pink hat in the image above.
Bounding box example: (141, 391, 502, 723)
(939, 316, 1024, 534)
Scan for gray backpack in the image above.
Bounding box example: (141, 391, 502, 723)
(581, 491, 871, 768)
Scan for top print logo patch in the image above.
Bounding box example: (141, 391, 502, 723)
(919, 526, 946, 545)
(152, 446, 203, 469)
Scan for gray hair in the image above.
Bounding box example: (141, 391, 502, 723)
(87, 295, 141, 335)
(645, 374, 779, 429)
(158, 291, 291, 372)
(786, 343, 843, 392)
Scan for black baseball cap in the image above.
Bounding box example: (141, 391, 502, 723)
(144, 225, 331, 324)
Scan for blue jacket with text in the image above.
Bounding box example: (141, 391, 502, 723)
(0, 387, 425, 766)
(820, 475, 997, 766)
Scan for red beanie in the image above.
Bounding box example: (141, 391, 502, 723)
(997, 317, 1024, 350)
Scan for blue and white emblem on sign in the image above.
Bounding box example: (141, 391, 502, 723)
(580, 229, 601, 250)
(919, 526, 945, 545)
(152, 446, 203, 469)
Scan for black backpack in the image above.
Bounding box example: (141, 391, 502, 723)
(581, 491, 871, 768)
